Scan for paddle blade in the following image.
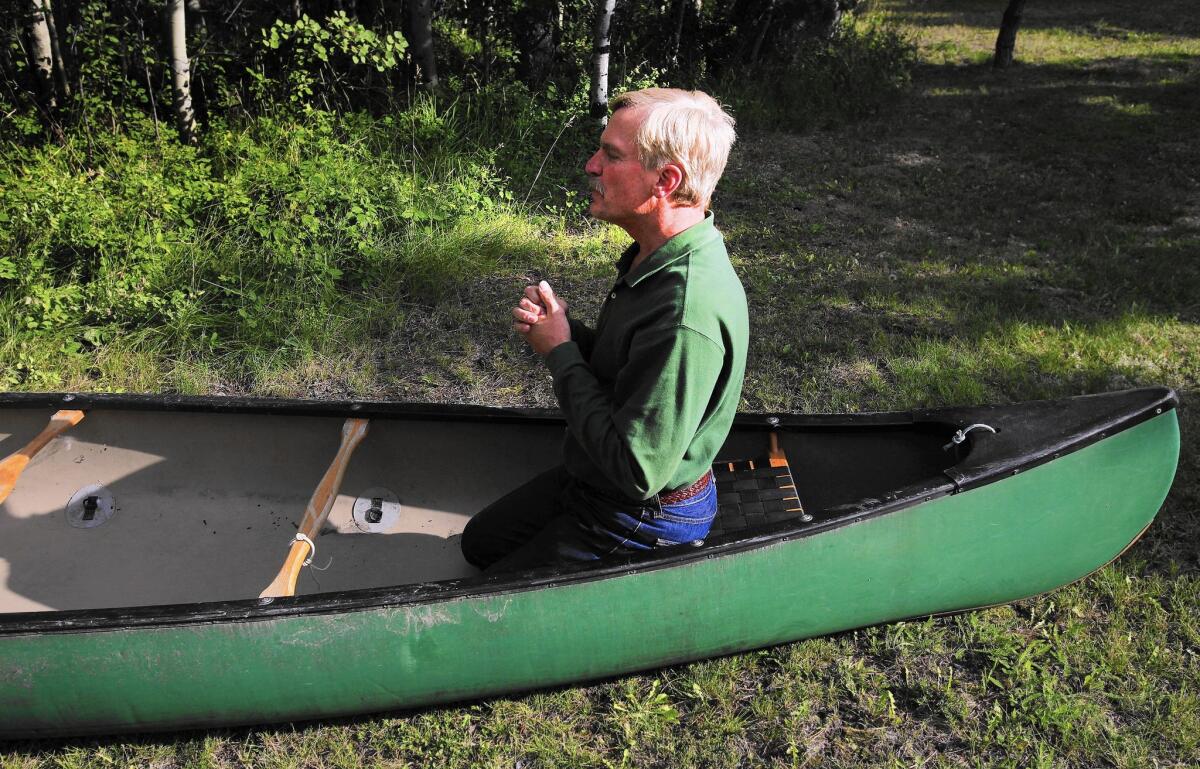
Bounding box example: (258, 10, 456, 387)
(0, 409, 86, 505)
(0, 455, 32, 505)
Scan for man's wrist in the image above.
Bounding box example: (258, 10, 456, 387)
(544, 340, 582, 374)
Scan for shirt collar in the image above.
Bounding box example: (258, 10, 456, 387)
(615, 213, 720, 287)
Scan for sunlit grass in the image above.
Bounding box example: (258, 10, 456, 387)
(876, 0, 1200, 66)
(912, 24, 1200, 66)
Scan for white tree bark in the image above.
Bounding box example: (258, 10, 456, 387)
(25, 0, 56, 110)
(42, 0, 69, 99)
(167, 0, 197, 144)
(590, 0, 617, 125)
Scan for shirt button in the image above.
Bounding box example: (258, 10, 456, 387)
(609, 291, 617, 299)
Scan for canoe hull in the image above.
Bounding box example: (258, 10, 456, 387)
(0, 407, 1179, 738)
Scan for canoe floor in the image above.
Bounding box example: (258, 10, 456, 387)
(0, 408, 946, 613)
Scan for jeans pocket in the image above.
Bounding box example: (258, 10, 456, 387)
(646, 482, 717, 546)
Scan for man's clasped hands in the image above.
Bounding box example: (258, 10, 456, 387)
(512, 281, 572, 357)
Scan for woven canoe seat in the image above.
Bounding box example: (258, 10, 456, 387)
(708, 456, 805, 537)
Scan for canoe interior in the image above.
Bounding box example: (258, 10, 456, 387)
(0, 407, 950, 613)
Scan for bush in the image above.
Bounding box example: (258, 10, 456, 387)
(0, 104, 518, 387)
(714, 18, 917, 131)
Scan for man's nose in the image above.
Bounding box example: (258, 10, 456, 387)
(584, 152, 601, 175)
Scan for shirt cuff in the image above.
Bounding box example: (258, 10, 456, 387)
(545, 341, 585, 378)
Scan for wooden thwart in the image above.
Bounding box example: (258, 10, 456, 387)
(0, 410, 86, 505)
(260, 418, 370, 599)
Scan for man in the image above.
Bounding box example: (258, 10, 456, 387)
(460, 87, 747, 572)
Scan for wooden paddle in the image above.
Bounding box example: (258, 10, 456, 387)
(0, 410, 86, 505)
(260, 418, 370, 599)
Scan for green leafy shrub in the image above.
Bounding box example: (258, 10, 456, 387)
(0, 104, 520, 387)
(715, 17, 918, 130)
(253, 12, 408, 111)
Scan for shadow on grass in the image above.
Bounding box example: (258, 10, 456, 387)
(884, 0, 1200, 40)
(894, 58, 1200, 321)
(728, 54, 1200, 348)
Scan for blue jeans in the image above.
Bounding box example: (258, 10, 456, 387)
(460, 466, 717, 573)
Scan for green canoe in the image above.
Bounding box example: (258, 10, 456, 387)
(0, 387, 1179, 738)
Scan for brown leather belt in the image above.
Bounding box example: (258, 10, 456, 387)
(657, 470, 713, 505)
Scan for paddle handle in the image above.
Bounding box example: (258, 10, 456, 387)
(260, 418, 370, 598)
(0, 409, 86, 505)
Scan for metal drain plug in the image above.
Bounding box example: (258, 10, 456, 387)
(352, 488, 400, 533)
(66, 484, 115, 528)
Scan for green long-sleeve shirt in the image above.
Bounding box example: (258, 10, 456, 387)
(545, 214, 748, 501)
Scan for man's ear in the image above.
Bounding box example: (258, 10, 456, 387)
(654, 163, 685, 200)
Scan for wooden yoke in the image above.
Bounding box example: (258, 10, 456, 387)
(0, 410, 86, 505)
(260, 418, 370, 599)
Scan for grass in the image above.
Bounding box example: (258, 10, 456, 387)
(3, 0, 1200, 766)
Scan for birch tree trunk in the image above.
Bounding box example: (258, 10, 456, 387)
(993, 0, 1028, 68)
(589, 0, 617, 124)
(167, 0, 197, 144)
(42, 0, 70, 99)
(410, 0, 438, 88)
(25, 0, 56, 111)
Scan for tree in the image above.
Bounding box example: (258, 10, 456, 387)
(41, 0, 69, 100)
(167, 0, 197, 144)
(590, 0, 616, 124)
(409, 0, 438, 88)
(994, 0, 1028, 68)
(24, 0, 56, 112)
(671, 0, 700, 67)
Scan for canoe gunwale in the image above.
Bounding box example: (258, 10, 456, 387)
(926, 387, 1179, 491)
(0, 387, 1178, 636)
(0, 391, 926, 428)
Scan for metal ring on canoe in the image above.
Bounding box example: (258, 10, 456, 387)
(943, 423, 996, 451)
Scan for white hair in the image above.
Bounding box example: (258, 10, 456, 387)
(611, 87, 737, 209)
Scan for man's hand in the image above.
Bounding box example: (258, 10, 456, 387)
(511, 284, 546, 330)
(512, 281, 571, 357)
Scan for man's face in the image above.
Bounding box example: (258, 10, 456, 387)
(584, 107, 661, 227)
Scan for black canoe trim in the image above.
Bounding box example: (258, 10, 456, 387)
(0, 391, 917, 428)
(0, 387, 1177, 636)
(925, 387, 1178, 491)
